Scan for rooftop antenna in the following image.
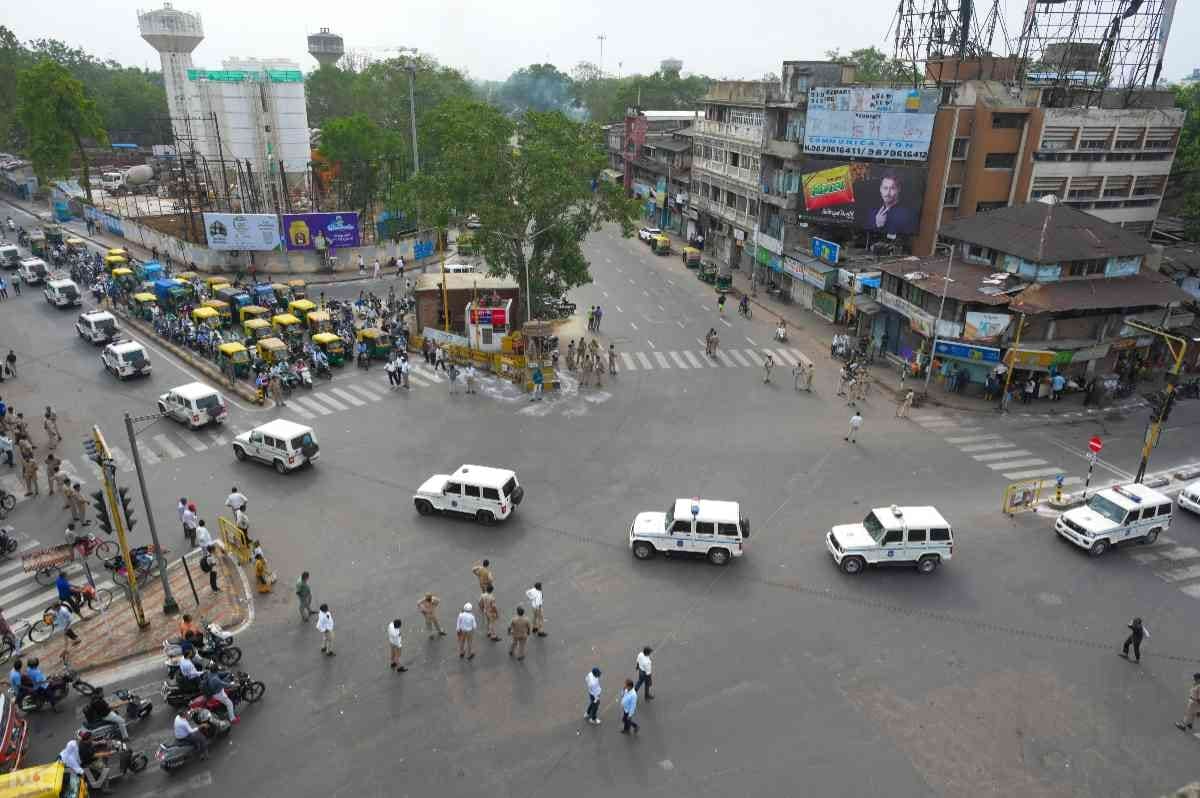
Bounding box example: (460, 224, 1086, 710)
(597, 33, 606, 77)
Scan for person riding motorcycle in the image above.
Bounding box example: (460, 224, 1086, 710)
(739, 295, 749, 316)
(25, 657, 52, 707)
(85, 686, 130, 741)
(176, 650, 203, 689)
(775, 320, 787, 342)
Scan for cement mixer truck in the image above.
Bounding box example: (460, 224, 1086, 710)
(99, 164, 155, 195)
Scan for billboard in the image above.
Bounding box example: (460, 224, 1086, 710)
(804, 87, 938, 161)
(282, 212, 361, 251)
(202, 213, 279, 251)
(963, 311, 1013, 341)
(797, 158, 927, 235)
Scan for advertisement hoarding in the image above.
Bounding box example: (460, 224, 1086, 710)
(804, 87, 938, 161)
(797, 158, 927, 235)
(202, 213, 279, 251)
(282, 213, 361, 252)
(963, 311, 1013, 341)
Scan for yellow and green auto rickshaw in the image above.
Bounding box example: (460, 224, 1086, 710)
(271, 312, 302, 342)
(104, 254, 128, 272)
(28, 230, 47, 258)
(0, 761, 87, 798)
(43, 224, 64, 247)
(65, 237, 86, 258)
(271, 283, 292, 306)
(287, 298, 317, 323)
(175, 271, 198, 285)
(312, 331, 345, 367)
(257, 336, 289, 366)
(130, 292, 157, 319)
(239, 304, 270, 324)
(306, 310, 332, 335)
(243, 317, 272, 343)
(200, 298, 232, 326)
(205, 276, 229, 293)
(651, 234, 671, 255)
(217, 341, 251, 379)
(111, 267, 136, 291)
(286, 279, 307, 299)
(699, 262, 718, 284)
(715, 266, 733, 294)
(106, 248, 127, 259)
(682, 246, 702, 268)
(356, 327, 391, 361)
(191, 305, 222, 328)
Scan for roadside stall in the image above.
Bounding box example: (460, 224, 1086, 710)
(464, 301, 513, 353)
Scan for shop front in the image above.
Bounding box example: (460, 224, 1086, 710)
(757, 246, 791, 296)
(878, 291, 962, 366)
(933, 340, 1002, 386)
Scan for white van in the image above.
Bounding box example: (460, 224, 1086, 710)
(101, 340, 151, 379)
(233, 419, 319, 473)
(1055, 483, 1172, 556)
(443, 262, 475, 274)
(414, 465, 524, 525)
(76, 310, 119, 344)
(629, 498, 750, 565)
(0, 244, 18, 269)
(158, 382, 229, 428)
(43, 278, 81, 308)
(18, 258, 47, 285)
(826, 505, 954, 575)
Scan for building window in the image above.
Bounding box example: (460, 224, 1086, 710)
(964, 244, 997, 264)
(729, 152, 740, 168)
(1133, 175, 1167, 196)
(1105, 153, 1133, 162)
(1134, 152, 1170, 161)
(984, 153, 1016, 169)
(975, 201, 1007, 213)
(748, 198, 758, 216)
(951, 138, 969, 159)
(1070, 152, 1105, 162)
(992, 113, 1026, 129)
(943, 186, 961, 207)
(1066, 258, 1105, 277)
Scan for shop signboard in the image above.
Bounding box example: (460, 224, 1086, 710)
(202, 213, 279, 251)
(282, 212, 360, 251)
(1071, 343, 1111, 362)
(800, 261, 836, 290)
(804, 87, 938, 161)
(963, 311, 1013, 341)
(797, 157, 927, 235)
(934, 340, 1001, 364)
(1004, 349, 1057, 369)
(812, 237, 840, 264)
(1105, 256, 1141, 278)
(879, 291, 961, 338)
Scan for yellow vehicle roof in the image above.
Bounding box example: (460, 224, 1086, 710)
(65, 237, 84, 245)
(312, 332, 342, 345)
(289, 299, 316, 311)
(258, 337, 287, 351)
(107, 248, 127, 257)
(111, 267, 134, 277)
(202, 299, 230, 309)
(209, 283, 232, 294)
(272, 313, 300, 325)
(176, 271, 198, 281)
(241, 305, 268, 315)
(104, 255, 127, 265)
(653, 234, 670, 243)
(192, 306, 219, 319)
(218, 342, 247, 354)
(306, 310, 330, 321)
(0, 762, 71, 798)
(286, 279, 306, 288)
(132, 292, 157, 302)
(271, 282, 289, 291)
(357, 327, 385, 339)
(205, 276, 228, 286)
(245, 318, 270, 329)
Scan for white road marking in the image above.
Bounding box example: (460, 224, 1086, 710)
(309, 393, 348, 412)
(1002, 466, 1066, 480)
(630, 322, 638, 331)
(701, 305, 711, 312)
(628, 278, 635, 285)
(657, 304, 665, 312)
(972, 450, 1033, 461)
(345, 383, 384, 401)
(615, 306, 623, 313)
(620, 352, 637, 371)
(720, 318, 732, 328)
(1156, 546, 1200, 561)
(653, 352, 671, 368)
(745, 337, 757, 346)
(985, 458, 1047, 471)
(668, 351, 690, 369)
(727, 350, 752, 367)
(152, 434, 187, 459)
(330, 388, 365, 407)
(207, 431, 227, 446)
(602, 291, 609, 298)
(945, 434, 1004, 445)
(108, 446, 134, 471)
(959, 441, 1016, 453)
(773, 349, 797, 366)
(667, 279, 675, 286)
(180, 435, 208, 453)
(716, 350, 735, 367)
(285, 401, 315, 419)
(1157, 564, 1200, 583)
(138, 446, 161, 465)
(643, 290, 649, 297)
(682, 351, 704, 368)
(647, 340, 656, 349)
(1179, 584, 1200, 599)
(786, 348, 807, 362)
(636, 352, 653, 369)
(677, 321, 685, 328)
(291, 396, 331, 416)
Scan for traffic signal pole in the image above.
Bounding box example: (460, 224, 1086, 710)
(125, 412, 178, 615)
(1123, 321, 1187, 484)
(88, 427, 148, 629)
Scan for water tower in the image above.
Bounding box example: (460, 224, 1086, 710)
(138, 4, 204, 145)
(307, 28, 344, 68)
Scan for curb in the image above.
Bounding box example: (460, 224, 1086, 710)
(1046, 470, 1192, 511)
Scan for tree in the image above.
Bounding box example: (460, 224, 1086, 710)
(498, 63, 575, 114)
(16, 59, 108, 203)
(0, 27, 29, 148)
(397, 99, 641, 315)
(826, 47, 920, 85)
(306, 65, 359, 127)
(318, 114, 401, 221)
(1168, 83, 1200, 238)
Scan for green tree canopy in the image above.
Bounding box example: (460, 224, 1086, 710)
(1169, 83, 1200, 238)
(826, 47, 920, 86)
(318, 114, 402, 220)
(17, 59, 108, 202)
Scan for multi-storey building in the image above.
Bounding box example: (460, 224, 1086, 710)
(604, 110, 696, 233)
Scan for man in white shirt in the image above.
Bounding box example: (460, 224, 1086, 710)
(387, 619, 407, 672)
(177, 651, 202, 684)
(465, 364, 477, 395)
(456, 603, 477, 660)
(174, 710, 208, 758)
(181, 503, 197, 546)
(385, 356, 397, 390)
(224, 487, 247, 513)
(585, 667, 602, 724)
(526, 583, 547, 637)
(635, 646, 654, 700)
(357, 253, 365, 275)
(845, 411, 863, 443)
(372, 259, 381, 281)
(399, 357, 410, 390)
(194, 520, 217, 551)
(316, 604, 335, 655)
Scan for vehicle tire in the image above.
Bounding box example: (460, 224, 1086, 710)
(916, 555, 940, 575)
(216, 646, 242, 667)
(0, 492, 15, 511)
(34, 566, 59, 587)
(1142, 528, 1160, 545)
(841, 556, 866, 575)
(0, 639, 15, 666)
(241, 680, 266, 703)
(130, 752, 149, 773)
(157, 402, 167, 415)
(94, 541, 118, 560)
(632, 541, 655, 560)
(3, 537, 17, 555)
(233, 445, 247, 462)
(72, 679, 97, 697)
(1088, 539, 1109, 557)
(476, 510, 495, 526)
(415, 499, 434, 516)
(273, 459, 287, 474)
(28, 619, 53, 643)
(88, 587, 114, 612)
(707, 548, 731, 566)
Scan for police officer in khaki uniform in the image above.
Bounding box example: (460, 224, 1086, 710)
(12, 414, 29, 447)
(44, 452, 61, 496)
(508, 606, 531, 660)
(471, 560, 493, 592)
(20, 457, 38, 497)
(43, 407, 60, 452)
(478, 585, 500, 641)
(1178, 673, 1200, 732)
(61, 476, 75, 511)
(69, 482, 90, 526)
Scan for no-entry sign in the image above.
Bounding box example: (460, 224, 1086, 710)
(1088, 436, 1103, 454)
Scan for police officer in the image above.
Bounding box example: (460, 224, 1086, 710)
(507, 606, 531, 661)
(13, 413, 29, 446)
(43, 407, 60, 451)
(20, 456, 38, 497)
(45, 452, 61, 496)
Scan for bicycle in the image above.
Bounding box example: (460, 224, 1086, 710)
(28, 585, 113, 643)
(0, 620, 33, 665)
(738, 302, 752, 320)
(33, 536, 119, 586)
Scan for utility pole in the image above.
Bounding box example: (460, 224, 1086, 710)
(1000, 312, 1026, 409)
(125, 412, 179, 615)
(597, 34, 606, 77)
(922, 243, 954, 396)
(1125, 321, 1187, 483)
(405, 59, 420, 176)
(85, 427, 148, 630)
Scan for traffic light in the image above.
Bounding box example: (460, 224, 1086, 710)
(1147, 389, 1177, 423)
(83, 438, 100, 464)
(90, 490, 113, 535)
(117, 486, 136, 531)
(1160, 390, 1176, 423)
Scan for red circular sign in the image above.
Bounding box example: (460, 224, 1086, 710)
(1088, 436, 1103, 453)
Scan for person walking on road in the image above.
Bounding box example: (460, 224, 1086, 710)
(295, 572, 313, 621)
(717, 294, 726, 315)
(225, 487, 247, 514)
(465, 364, 477, 394)
(20, 456, 37, 497)
(635, 647, 654, 700)
(69, 482, 89, 526)
(896, 390, 914, 418)
(456, 603, 476, 660)
(387, 619, 407, 672)
(530, 366, 544, 401)
(399, 356, 411, 390)
(1120, 617, 1149, 663)
(608, 344, 617, 376)
(762, 353, 775, 384)
(585, 667, 602, 724)
(526, 582, 547, 637)
(620, 679, 640, 734)
(373, 259, 381, 281)
(593, 306, 603, 332)
(316, 604, 335, 655)
(54, 602, 79, 647)
(418, 593, 446, 638)
(43, 408, 61, 450)
(357, 253, 365, 276)
(44, 452, 61, 497)
(845, 411, 863, 443)
(479, 585, 500, 641)
(472, 559, 493, 592)
(508, 606, 531, 660)
(1177, 673, 1200, 732)
(181, 502, 197, 546)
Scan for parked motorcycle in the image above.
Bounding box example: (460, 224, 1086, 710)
(155, 708, 231, 771)
(78, 689, 154, 742)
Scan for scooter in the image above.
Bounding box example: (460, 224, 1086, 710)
(155, 708, 231, 771)
(0, 526, 19, 558)
(77, 689, 154, 742)
(775, 324, 788, 343)
(86, 739, 149, 788)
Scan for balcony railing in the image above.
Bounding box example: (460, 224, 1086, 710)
(692, 158, 759, 189)
(692, 195, 756, 229)
(694, 118, 764, 147)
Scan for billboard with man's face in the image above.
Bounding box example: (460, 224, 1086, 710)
(796, 157, 927, 235)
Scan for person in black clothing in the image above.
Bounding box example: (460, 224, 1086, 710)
(85, 687, 129, 740)
(1120, 617, 1148, 663)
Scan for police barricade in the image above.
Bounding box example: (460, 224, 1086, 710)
(1002, 478, 1051, 515)
(218, 516, 251, 564)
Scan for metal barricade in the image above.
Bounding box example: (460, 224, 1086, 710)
(1003, 478, 1049, 515)
(217, 516, 251, 564)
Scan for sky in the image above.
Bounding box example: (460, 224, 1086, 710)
(3, 0, 1198, 82)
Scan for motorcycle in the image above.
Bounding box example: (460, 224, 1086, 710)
(0, 526, 19, 556)
(160, 668, 236, 708)
(187, 671, 266, 719)
(293, 362, 313, 390)
(162, 628, 242, 673)
(313, 360, 333, 380)
(78, 689, 154, 742)
(155, 707, 231, 771)
(774, 324, 788, 343)
(17, 657, 97, 712)
(88, 738, 150, 787)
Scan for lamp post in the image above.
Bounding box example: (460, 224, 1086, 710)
(922, 242, 955, 397)
(396, 48, 420, 176)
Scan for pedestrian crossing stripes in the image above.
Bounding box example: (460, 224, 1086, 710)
(330, 388, 366, 407)
(0, 537, 120, 626)
(1103, 533, 1200, 601)
(727, 350, 752, 367)
(972, 450, 1033, 461)
(653, 352, 670, 369)
(636, 352, 653, 370)
(669, 351, 690, 369)
(620, 352, 637, 371)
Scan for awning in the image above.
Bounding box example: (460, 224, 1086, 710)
(601, 169, 623, 181)
(852, 300, 881, 315)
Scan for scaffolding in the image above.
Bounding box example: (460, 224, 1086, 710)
(891, 0, 1010, 87)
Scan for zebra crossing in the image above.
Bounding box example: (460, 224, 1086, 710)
(909, 411, 1085, 487)
(0, 538, 120, 628)
(608, 346, 806, 372)
(282, 361, 447, 420)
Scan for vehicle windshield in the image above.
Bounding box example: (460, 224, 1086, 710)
(195, 394, 221, 410)
(863, 512, 886, 542)
(502, 477, 517, 497)
(664, 503, 675, 531)
(62, 285, 79, 298)
(291, 433, 315, 450)
(125, 349, 147, 364)
(1085, 495, 1128, 523)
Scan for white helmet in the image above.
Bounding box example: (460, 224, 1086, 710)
(463, 603, 473, 612)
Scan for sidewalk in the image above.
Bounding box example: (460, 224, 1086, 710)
(18, 550, 248, 674)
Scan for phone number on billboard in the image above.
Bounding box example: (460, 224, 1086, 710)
(806, 144, 929, 161)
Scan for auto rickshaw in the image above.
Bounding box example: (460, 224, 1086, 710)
(43, 224, 64, 247)
(215, 285, 252, 311)
(205, 276, 229, 293)
(699, 262, 718, 284)
(306, 310, 332, 334)
(271, 283, 291, 306)
(312, 331, 345, 367)
(272, 313, 303, 350)
(140, 262, 164, 283)
(65, 236, 86, 258)
(243, 317, 272, 342)
(651, 234, 671, 255)
(287, 279, 307, 299)
(130, 292, 157, 319)
(111, 266, 136, 291)
(106, 248, 127, 259)
(0, 762, 83, 798)
(217, 341, 251, 379)
(240, 304, 270, 324)
(716, 266, 732, 293)
(153, 277, 191, 312)
(201, 298, 232, 326)
(682, 246, 702, 268)
(357, 327, 391, 361)
(28, 230, 47, 258)
(257, 336, 289, 366)
(191, 305, 222, 328)
(252, 283, 277, 309)
(175, 271, 198, 285)
(288, 298, 317, 323)
(103, 254, 127, 272)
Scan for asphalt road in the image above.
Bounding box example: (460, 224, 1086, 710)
(3, 208, 1200, 797)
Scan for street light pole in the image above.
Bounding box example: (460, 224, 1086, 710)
(405, 60, 420, 176)
(125, 412, 178, 615)
(922, 243, 955, 396)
